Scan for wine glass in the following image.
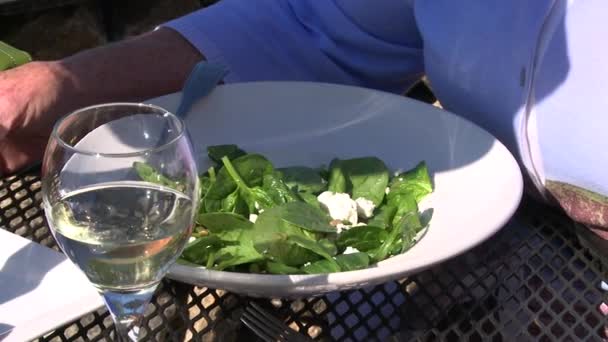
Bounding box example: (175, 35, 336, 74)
(41, 103, 199, 341)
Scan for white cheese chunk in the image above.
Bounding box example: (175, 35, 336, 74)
(355, 197, 376, 219)
(343, 246, 361, 254)
(317, 191, 358, 225)
(249, 214, 258, 223)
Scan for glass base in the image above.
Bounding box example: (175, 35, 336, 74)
(100, 284, 158, 341)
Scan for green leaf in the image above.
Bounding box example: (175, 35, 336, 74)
(301, 259, 341, 274)
(265, 261, 302, 275)
(133, 162, 184, 192)
(318, 238, 338, 256)
(340, 157, 389, 206)
(207, 144, 246, 164)
(214, 244, 264, 270)
(181, 236, 224, 265)
(221, 156, 275, 212)
(276, 166, 327, 194)
(279, 201, 336, 233)
(336, 226, 388, 252)
(369, 208, 421, 263)
(197, 212, 253, 241)
(252, 204, 324, 266)
(388, 161, 433, 203)
(401, 209, 431, 253)
(335, 252, 370, 271)
(262, 172, 300, 205)
(288, 234, 337, 261)
(366, 205, 397, 230)
(204, 154, 273, 212)
(298, 192, 322, 210)
(327, 158, 348, 193)
(199, 175, 212, 200)
(196, 212, 264, 269)
(389, 193, 419, 228)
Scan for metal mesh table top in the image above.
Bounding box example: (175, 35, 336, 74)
(2, 170, 606, 341)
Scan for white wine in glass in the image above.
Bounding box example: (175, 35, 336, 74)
(42, 103, 199, 341)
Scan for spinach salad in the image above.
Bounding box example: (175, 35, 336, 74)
(134, 144, 433, 275)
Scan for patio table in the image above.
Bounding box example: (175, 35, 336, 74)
(1, 165, 606, 341)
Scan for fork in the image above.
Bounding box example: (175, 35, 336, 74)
(241, 302, 314, 342)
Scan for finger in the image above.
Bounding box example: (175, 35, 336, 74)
(0, 135, 47, 175)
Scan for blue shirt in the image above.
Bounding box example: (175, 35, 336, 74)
(165, 0, 608, 204)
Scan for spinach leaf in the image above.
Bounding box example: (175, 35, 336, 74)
(318, 238, 339, 256)
(197, 212, 264, 269)
(278, 201, 336, 233)
(200, 175, 212, 195)
(252, 204, 324, 266)
(327, 158, 348, 193)
(207, 144, 246, 164)
(340, 157, 389, 206)
(204, 154, 273, 213)
(388, 161, 433, 203)
(298, 192, 322, 210)
(181, 235, 224, 265)
(222, 156, 275, 212)
(335, 253, 370, 271)
(336, 226, 388, 252)
(389, 193, 419, 228)
(265, 261, 302, 275)
(301, 259, 341, 274)
(366, 205, 397, 230)
(214, 244, 264, 270)
(369, 209, 421, 262)
(400, 209, 431, 253)
(288, 235, 337, 261)
(276, 166, 327, 194)
(197, 212, 253, 241)
(262, 172, 300, 205)
(133, 162, 184, 192)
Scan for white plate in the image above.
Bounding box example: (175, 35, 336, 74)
(141, 82, 521, 297)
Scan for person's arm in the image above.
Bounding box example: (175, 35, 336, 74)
(0, 27, 203, 174)
(58, 27, 203, 107)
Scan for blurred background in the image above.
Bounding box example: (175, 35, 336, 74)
(0, 0, 217, 60)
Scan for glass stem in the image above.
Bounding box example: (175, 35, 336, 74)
(100, 284, 158, 341)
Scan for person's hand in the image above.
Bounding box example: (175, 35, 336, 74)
(0, 61, 71, 174)
(0, 28, 203, 175)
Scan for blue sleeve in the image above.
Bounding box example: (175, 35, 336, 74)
(163, 0, 424, 94)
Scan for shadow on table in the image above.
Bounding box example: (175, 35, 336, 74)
(0, 243, 64, 305)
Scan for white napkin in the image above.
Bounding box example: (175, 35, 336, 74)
(0, 230, 103, 342)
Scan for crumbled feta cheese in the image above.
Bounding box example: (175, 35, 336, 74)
(303, 262, 311, 267)
(336, 223, 348, 234)
(317, 191, 358, 225)
(385, 187, 391, 195)
(343, 246, 361, 254)
(355, 197, 376, 219)
(188, 236, 196, 243)
(249, 214, 258, 223)
(254, 201, 260, 210)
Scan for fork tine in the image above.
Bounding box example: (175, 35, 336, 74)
(242, 309, 289, 340)
(242, 302, 313, 342)
(241, 311, 279, 342)
(249, 302, 294, 332)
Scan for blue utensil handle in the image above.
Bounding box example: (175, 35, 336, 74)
(176, 61, 229, 118)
